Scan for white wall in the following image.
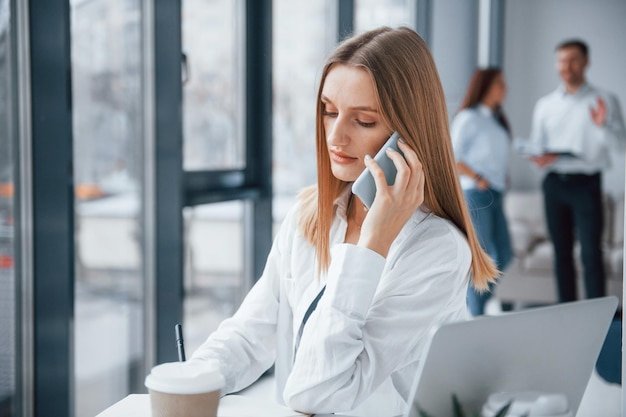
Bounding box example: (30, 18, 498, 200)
(503, 0, 626, 197)
(431, 0, 479, 120)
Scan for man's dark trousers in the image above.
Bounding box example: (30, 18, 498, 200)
(542, 172, 606, 302)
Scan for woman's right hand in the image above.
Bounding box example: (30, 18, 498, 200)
(476, 177, 490, 190)
(356, 139, 425, 258)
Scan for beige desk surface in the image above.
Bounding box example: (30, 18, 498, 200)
(95, 394, 350, 417)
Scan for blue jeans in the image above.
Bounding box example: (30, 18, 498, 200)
(464, 188, 513, 316)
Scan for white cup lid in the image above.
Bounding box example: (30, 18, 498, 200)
(145, 361, 225, 395)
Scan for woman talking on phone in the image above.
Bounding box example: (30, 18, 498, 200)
(451, 68, 514, 316)
(190, 27, 497, 416)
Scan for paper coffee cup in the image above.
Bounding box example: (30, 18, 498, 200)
(145, 361, 225, 417)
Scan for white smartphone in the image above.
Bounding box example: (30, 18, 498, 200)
(351, 131, 404, 209)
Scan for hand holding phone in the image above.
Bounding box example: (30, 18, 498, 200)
(351, 131, 405, 209)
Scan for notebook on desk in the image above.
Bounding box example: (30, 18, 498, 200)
(403, 296, 618, 417)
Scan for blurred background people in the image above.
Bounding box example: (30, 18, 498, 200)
(451, 68, 513, 316)
(528, 39, 626, 302)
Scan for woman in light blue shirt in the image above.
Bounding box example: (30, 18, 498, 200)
(451, 68, 513, 316)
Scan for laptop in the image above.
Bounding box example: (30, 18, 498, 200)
(403, 296, 618, 417)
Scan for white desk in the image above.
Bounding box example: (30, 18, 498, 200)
(95, 394, 349, 417)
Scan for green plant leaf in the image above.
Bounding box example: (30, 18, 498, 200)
(452, 394, 466, 417)
(493, 400, 513, 417)
(414, 402, 433, 417)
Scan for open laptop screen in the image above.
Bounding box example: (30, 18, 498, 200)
(404, 296, 618, 417)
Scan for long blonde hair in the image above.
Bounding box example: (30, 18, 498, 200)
(298, 27, 497, 290)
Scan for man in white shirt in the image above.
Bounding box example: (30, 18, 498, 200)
(530, 39, 626, 302)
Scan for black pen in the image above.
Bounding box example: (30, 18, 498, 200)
(175, 323, 186, 362)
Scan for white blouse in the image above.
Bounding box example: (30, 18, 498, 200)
(190, 187, 472, 416)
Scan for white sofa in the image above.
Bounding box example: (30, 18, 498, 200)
(494, 190, 623, 307)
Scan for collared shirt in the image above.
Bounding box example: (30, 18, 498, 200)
(451, 105, 510, 191)
(190, 186, 471, 417)
(529, 83, 626, 174)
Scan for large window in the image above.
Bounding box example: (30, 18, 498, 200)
(354, 0, 415, 33)
(181, 0, 248, 355)
(272, 0, 335, 200)
(182, 201, 247, 354)
(180, 0, 337, 367)
(0, 1, 15, 415)
(182, 0, 244, 171)
(71, 0, 145, 415)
